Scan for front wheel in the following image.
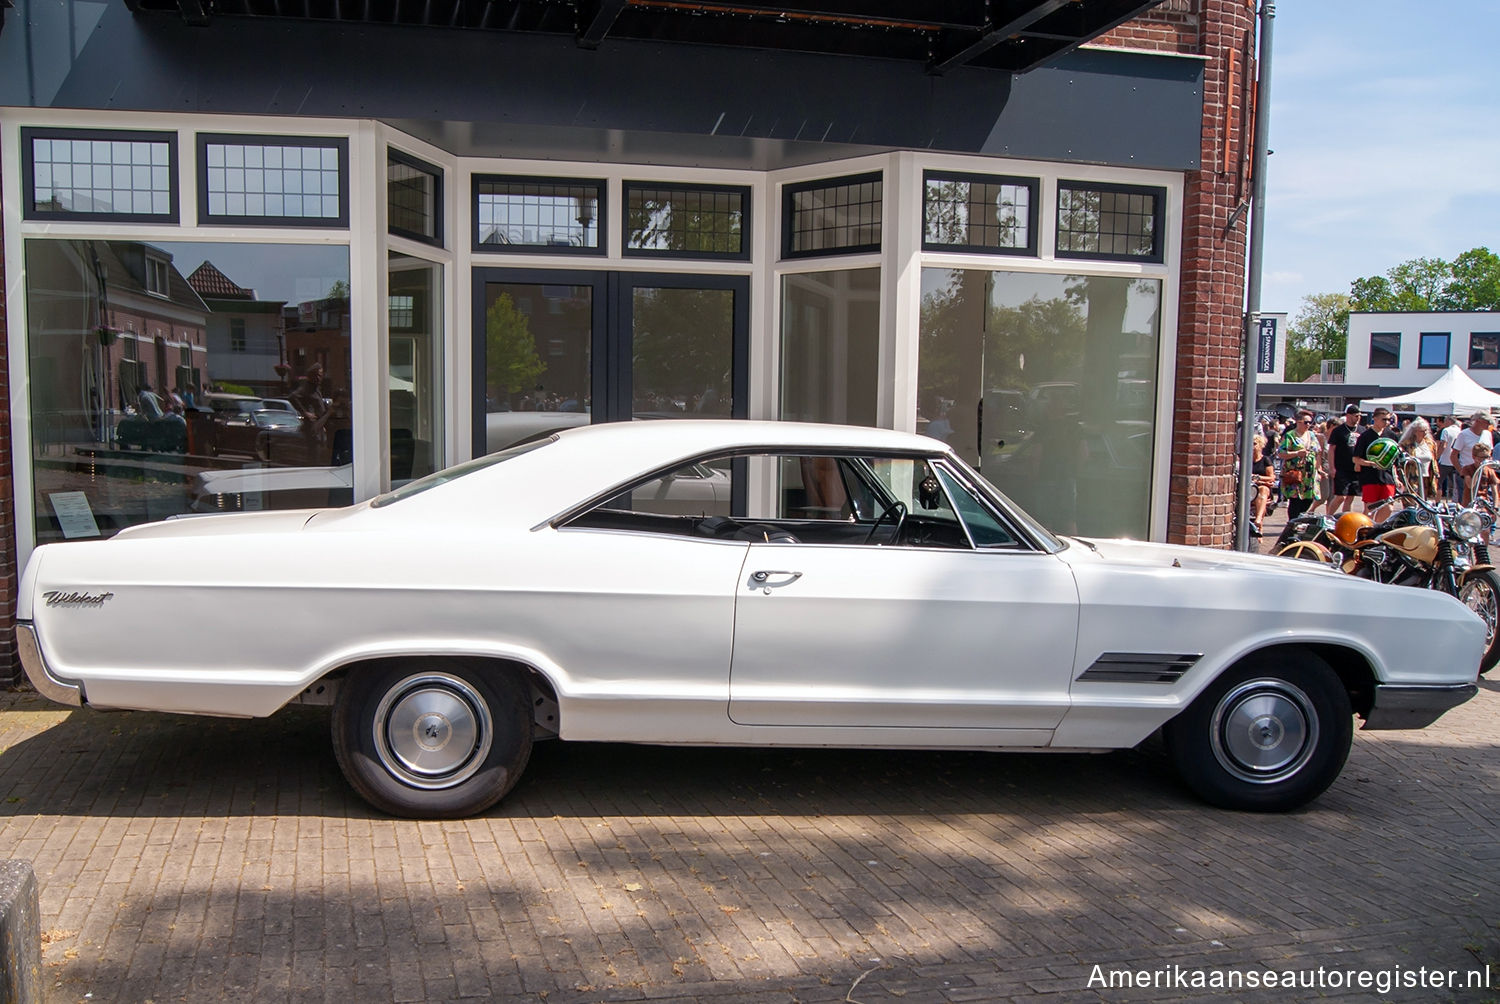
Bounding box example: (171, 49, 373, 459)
(1458, 568, 1500, 675)
(1163, 651, 1352, 811)
(332, 660, 533, 818)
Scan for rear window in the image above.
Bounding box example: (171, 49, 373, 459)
(369, 437, 555, 508)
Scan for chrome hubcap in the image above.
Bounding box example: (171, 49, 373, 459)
(372, 673, 492, 790)
(1460, 579, 1498, 649)
(1210, 678, 1318, 784)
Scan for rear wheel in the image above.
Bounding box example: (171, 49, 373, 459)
(1458, 568, 1500, 675)
(332, 660, 532, 818)
(1163, 650, 1352, 811)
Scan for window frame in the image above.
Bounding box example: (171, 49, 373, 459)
(387, 148, 445, 248)
(196, 132, 351, 228)
(1369, 331, 1401, 369)
(622, 180, 752, 261)
(554, 446, 1041, 552)
(1418, 331, 1450, 369)
(145, 256, 171, 298)
(21, 127, 180, 224)
(1470, 333, 1500, 370)
(471, 173, 607, 257)
(920, 170, 1040, 256)
(781, 171, 884, 261)
(1053, 179, 1166, 264)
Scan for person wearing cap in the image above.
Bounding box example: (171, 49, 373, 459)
(1437, 414, 1462, 499)
(1452, 411, 1495, 502)
(1327, 404, 1364, 514)
(1352, 407, 1403, 521)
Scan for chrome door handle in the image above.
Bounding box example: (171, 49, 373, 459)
(750, 570, 802, 584)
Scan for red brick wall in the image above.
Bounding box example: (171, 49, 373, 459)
(0, 151, 18, 685)
(1166, 0, 1256, 547)
(1094, 0, 1202, 54)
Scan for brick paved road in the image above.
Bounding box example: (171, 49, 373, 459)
(1, 677, 1498, 1003)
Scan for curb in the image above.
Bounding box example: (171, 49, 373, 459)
(0, 860, 40, 1004)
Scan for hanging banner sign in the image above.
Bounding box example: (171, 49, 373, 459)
(1257, 317, 1278, 374)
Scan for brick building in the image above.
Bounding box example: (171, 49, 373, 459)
(0, 0, 1259, 680)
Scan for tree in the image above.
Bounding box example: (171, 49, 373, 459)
(484, 292, 545, 401)
(1284, 292, 1350, 383)
(1349, 248, 1500, 312)
(1438, 247, 1500, 310)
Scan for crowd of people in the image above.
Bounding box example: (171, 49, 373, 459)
(1247, 406, 1497, 537)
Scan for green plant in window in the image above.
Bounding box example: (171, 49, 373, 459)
(485, 292, 545, 401)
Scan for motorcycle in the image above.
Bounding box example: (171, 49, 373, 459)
(1341, 490, 1500, 674)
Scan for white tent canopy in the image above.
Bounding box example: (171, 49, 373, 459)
(1359, 365, 1500, 417)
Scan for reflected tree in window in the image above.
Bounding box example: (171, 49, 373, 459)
(632, 288, 734, 416)
(485, 292, 546, 408)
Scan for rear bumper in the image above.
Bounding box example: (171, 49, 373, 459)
(1362, 682, 1477, 730)
(16, 623, 82, 707)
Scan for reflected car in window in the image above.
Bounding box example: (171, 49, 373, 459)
(210, 408, 316, 464)
(16, 421, 1484, 820)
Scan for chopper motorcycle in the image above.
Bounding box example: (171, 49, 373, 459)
(1340, 490, 1500, 674)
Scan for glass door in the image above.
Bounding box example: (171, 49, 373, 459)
(617, 273, 748, 422)
(473, 269, 748, 455)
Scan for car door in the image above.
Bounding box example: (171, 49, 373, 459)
(728, 456, 1079, 734)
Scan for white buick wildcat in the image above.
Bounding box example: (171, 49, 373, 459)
(19, 421, 1483, 818)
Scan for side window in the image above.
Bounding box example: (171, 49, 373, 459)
(935, 465, 1020, 548)
(595, 460, 733, 519)
(777, 456, 880, 519)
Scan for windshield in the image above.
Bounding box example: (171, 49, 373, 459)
(946, 452, 1063, 551)
(370, 437, 556, 508)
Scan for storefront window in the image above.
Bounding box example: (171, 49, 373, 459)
(388, 253, 445, 482)
(26, 239, 353, 544)
(918, 269, 1161, 538)
(780, 268, 879, 426)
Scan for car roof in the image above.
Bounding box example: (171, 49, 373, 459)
(372, 420, 954, 527)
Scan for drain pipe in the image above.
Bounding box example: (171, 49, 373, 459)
(1236, 1, 1276, 551)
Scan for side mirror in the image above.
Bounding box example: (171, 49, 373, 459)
(918, 475, 942, 510)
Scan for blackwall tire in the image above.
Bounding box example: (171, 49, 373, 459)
(1459, 568, 1500, 675)
(332, 660, 532, 819)
(1163, 650, 1352, 812)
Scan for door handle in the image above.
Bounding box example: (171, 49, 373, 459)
(750, 570, 802, 584)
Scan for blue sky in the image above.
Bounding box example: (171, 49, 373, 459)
(1262, 1, 1500, 318)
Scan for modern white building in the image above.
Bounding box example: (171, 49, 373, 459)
(1345, 311, 1500, 392)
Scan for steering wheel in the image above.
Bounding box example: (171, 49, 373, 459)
(864, 501, 908, 545)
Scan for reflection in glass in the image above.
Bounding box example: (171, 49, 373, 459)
(625, 184, 745, 256)
(481, 282, 592, 453)
(918, 269, 1161, 538)
(476, 178, 600, 250)
(25, 239, 352, 544)
(632, 287, 734, 418)
(389, 254, 444, 482)
(780, 268, 879, 426)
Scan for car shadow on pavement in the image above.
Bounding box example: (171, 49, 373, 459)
(0, 696, 1193, 820)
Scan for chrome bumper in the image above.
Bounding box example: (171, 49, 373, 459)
(1362, 682, 1477, 730)
(16, 623, 82, 707)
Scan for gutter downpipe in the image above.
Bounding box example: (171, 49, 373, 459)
(1236, 1, 1276, 552)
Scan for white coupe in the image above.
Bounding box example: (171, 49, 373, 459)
(18, 421, 1483, 818)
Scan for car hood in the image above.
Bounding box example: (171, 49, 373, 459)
(1063, 536, 1347, 579)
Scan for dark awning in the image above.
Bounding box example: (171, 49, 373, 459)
(123, 0, 1167, 74)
